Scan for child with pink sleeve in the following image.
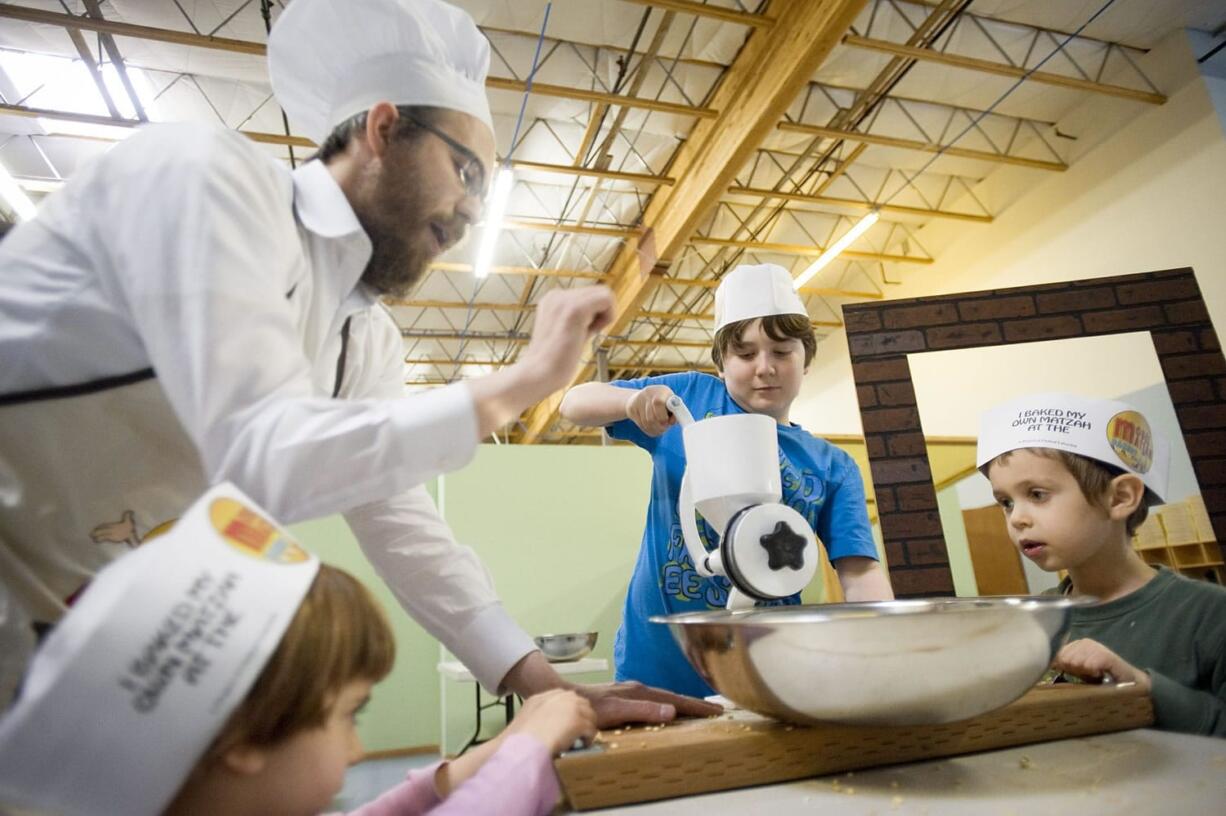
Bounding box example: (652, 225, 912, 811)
(0, 484, 595, 816)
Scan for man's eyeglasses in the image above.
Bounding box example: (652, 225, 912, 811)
(404, 113, 488, 200)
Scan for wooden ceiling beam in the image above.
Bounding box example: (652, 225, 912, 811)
(776, 121, 1067, 171)
(503, 219, 639, 239)
(392, 300, 532, 313)
(637, 309, 842, 328)
(899, 0, 1149, 52)
(606, 363, 717, 373)
(843, 35, 1166, 105)
(0, 5, 267, 54)
(512, 159, 992, 221)
(622, 0, 774, 27)
(659, 277, 883, 299)
(406, 359, 508, 367)
(484, 76, 716, 118)
(689, 236, 932, 265)
(426, 262, 607, 280)
(400, 332, 714, 350)
(519, 0, 869, 443)
(389, 299, 846, 328)
(404, 358, 716, 375)
(510, 159, 674, 187)
(726, 186, 991, 223)
(0, 102, 319, 151)
(0, 7, 718, 118)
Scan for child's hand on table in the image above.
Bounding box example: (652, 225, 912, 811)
(1051, 638, 1152, 692)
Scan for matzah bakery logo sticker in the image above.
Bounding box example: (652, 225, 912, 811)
(1106, 410, 1153, 473)
(209, 497, 310, 564)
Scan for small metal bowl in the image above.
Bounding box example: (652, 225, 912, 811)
(653, 596, 1091, 726)
(535, 632, 598, 663)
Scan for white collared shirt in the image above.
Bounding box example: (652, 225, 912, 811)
(0, 124, 533, 691)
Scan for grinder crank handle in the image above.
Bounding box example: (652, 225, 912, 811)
(665, 395, 695, 427)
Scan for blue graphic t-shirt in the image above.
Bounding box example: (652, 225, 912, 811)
(606, 371, 878, 697)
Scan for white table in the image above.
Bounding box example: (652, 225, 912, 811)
(438, 657, 608, 755)
(580, 728, 1226, 814)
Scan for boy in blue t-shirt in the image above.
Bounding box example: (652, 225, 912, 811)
(560, 263, 893, 697)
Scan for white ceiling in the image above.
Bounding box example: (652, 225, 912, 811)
(1, 0, 1222, 438)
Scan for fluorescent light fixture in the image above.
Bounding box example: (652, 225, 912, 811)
(473, 166, 514, 279)
(16, 177, 64, 194)
(793, 210, 880, 290)
(0, 161, 37, 221)
(0, 50, 159, 142)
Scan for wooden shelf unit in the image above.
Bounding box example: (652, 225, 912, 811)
(1132, 495, 1224, 584)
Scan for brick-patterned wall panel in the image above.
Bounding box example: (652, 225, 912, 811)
(843, 268, 1226, 597)
(850, 354, 953, 596)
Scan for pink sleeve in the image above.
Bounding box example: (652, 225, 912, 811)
(428, 734, 560, 816)
(340, 760, 446, 816)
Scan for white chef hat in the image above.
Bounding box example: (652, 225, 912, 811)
(977, 392, 1170, 505)
(713, 263, 809, 333)
(268, 0, 494, 145)
(0, 483, 319, 816)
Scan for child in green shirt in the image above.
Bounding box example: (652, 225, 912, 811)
(978, 392, 1226, 736)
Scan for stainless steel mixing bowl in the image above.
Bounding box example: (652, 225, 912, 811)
(535, 632, 598, 662)
(652, 596, 1091, 725)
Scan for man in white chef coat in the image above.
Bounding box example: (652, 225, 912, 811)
(0, 0, 717, 724)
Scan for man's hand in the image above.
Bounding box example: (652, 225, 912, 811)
(513, 287, 615, 402)
(501, 650, 722, 728)
(468, 286, 614, 436)
(570, 679, 723, 729)
(1051, 638, 1151, 692)
(626, 385, 678, 437)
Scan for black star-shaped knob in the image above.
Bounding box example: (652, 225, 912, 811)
(759, 522, 807, 571)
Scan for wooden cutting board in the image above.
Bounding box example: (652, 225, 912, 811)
(555, 684, 1153, 810)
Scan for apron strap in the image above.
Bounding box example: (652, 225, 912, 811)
(332, 316, 352, 398)
(0, 367, 155, 407)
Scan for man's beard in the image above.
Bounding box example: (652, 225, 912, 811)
(355, 150, 447, 299)
(359, 219, 432, 298)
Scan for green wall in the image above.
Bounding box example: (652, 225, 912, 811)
(289, 444, 652, 755)
(289, 483, 443, 754)
(435, 444, 649, 754)
(936, 485, 979, 597)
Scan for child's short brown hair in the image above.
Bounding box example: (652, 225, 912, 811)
(207, 564, 396, 756)
(987, 448, 1150, 536)
(712, 314, 817, 371)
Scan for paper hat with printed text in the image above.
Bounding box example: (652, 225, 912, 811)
(713, 263, 809, 333)
(269, 0, 493, 144)
(0, 483, 320, 816)
(977, 392, 1170, 505)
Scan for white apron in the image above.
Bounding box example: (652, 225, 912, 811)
(0, 373, 208, 625)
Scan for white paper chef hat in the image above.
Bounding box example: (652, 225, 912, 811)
(713, 263, 809, 333)
(0, 483, 319, 816)
(977, 392, 1170, 505)
(268, 0, 494, 145)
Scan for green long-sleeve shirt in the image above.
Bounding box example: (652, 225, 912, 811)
(1056, 567, 1226, 737)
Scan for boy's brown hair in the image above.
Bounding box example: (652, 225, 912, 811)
(986, 448, 1150, 536)
(207, 564, 396, 756)
(712, 314, 817, 371)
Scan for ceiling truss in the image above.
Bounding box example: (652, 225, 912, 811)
(0, 0, 1173, 443)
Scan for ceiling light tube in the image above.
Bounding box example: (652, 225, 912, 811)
(0, 161, 37, 222)
(793, 210, 880, 290)
(473, 166, 515, 279)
